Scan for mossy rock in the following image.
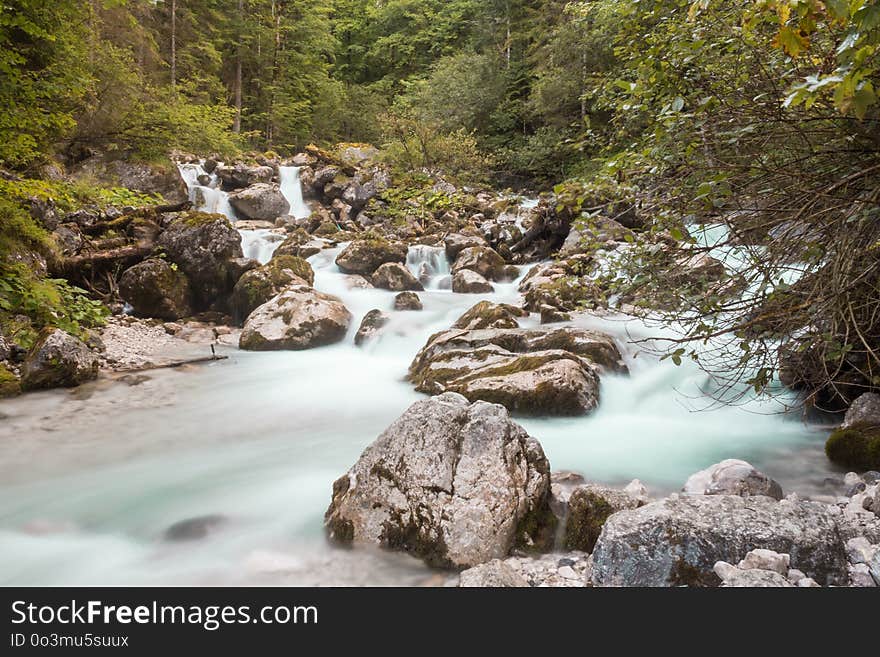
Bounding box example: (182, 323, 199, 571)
(230, 255, 314, 323)
(0, 363, 21, 398)
(563, 485, 643, 552)
(181, 211, 229, 228)
(825, 423, 880, 470)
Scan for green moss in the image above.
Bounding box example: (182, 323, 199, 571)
(563, 490, 615, 552)
(515, 496, 557, 554)
(267, 255, 314, 286)
(180, 211, 226, 228)
(670, 558, 719, 587)
(825, 424, 880, 470)
(0, 363, 21, 398)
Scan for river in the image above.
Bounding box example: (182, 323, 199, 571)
(0, 163, 842, 585)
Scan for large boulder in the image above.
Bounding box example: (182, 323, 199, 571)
(409, 327, 625, 416)
(452, 269, 494, 294)
(228, 183, 290, 221)
(452, 246, 515, 282)
(119, 258, 192, 321)
(335, 238, 407, 275)
(157, 212, 244, 310)
(239, 283, 351, 351)
(591, 495, 848, 587)
(21, 329, 99, 391)
(371, 262, 423, 292)
(324, 392, 553, 568)
(682, 459, 784, 500)
(216, 163, 274, 190)
(230, 255, 314, 323)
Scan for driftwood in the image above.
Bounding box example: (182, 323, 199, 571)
(120, 354, 229, 373)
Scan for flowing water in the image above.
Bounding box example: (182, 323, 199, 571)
(0, 169, 844, 585)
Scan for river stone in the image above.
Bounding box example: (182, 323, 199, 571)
(228, 183, 290, 221)
(324, 392, 552, 569)
(21, 329, 99, 391)
(230, 256, 315, 323)
(409, 327, 625, 415)
(354, 309, 389, 346)
(335, 238, 407, 275)
(452, 269, 494, 294)
(444, 233, 488, 260)
(394, 291, 422, 311)
(843, 393, 880, 429)
(216, 163, 274, 189)
(119, 258, 192, 321)
(716, 566, 794, 588)
(453, 301, 527, 331)
(239, 283, 352, 351)
(459, 560, 529, 587)
(682, 459, 784, 500)
(591, 495, 848, 587)
(157, 213, 244, 310)
(163, 514, 227, 542)
(371, 262, 423, 292)
(452, 246, 515, 282)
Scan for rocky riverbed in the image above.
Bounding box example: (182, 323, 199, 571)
(0, 146, 875, 587)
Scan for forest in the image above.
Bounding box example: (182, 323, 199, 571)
(1, 1, 879, 588)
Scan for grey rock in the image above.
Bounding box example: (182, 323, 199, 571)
(119, 259, 192, 321)
(324, 393, 552, 569)
(228, 183, 290, 221)
(157, 214, 243, 310)
(591, 495, 848, 587)
(718, 567, 794, 588)
(216, 163, 273, 189)
(683, 459, 783, 500)
(239, 284, 352, 351)
(408, 326, 625, 416)
(21, 329, 99, 391)
(452, 246, 514, 282)
(335, 239, 407, 276)
(737, 548, 790, 575)
(843, 392, 880, 429)
(354, 310, 390, 346)
(371, 262, 423, 292)
(459, 560, 529, 587)
(452, 269, 494, 294)
(393, 291, 422, 311)
(444, 233, 488, 260)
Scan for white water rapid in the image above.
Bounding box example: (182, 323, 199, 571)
(0, 172, 842, 586)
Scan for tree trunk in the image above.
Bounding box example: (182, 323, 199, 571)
(170, 0, 177, 89)
(233, 0, 243, 133)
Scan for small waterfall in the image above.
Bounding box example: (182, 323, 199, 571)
(406, 245, 451, 290)
(279, 166, 312, 219)
(177, 161, 280, 265)
(241, 229, 284, 264)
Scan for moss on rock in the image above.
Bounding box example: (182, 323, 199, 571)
(825, 423, 880, 470)
(0, 363, 21, 398)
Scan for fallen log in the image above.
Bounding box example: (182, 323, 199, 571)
(52, 243, 154, 277)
